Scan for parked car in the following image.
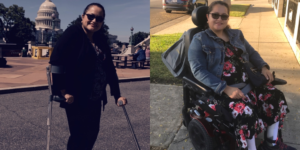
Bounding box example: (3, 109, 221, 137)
(162, 0, 207, 13)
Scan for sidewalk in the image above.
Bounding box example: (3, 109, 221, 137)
(150, 0, 300, 149)
(0, 57, 150, 89)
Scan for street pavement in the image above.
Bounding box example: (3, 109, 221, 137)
(0, 80, 150, 150)
(150, 0, 300, 149)
(0, 57, 150, 89)
(150, 0, 190, 29)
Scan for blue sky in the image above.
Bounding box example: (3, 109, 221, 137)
(1, 0, 150, 42)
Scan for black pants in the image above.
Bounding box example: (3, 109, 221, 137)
(133, 55, 137, 61)
(65, 101, 102, 150)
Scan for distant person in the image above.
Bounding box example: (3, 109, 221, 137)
(145, 46, 150, 60)
(21, 47, 27, 57)
(49, 3, 127, 150)
(133, 46, 145, 61)
(27, 49, 32, 57)
(113, 48, 120, 54)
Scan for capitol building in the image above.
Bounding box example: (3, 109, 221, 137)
(34, 0, 118, 46)
(35, 0, 63, 44)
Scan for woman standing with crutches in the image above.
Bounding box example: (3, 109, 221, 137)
(49, 3, 127, 150)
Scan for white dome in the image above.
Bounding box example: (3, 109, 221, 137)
(34, 0, 64, 44)
(39, 0, 57, 11)
(35, 0, 62, 31)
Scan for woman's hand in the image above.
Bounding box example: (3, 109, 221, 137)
(262, 66, 274, 84)
(60, 89, 74, 104)
(223, 85, 246, 99)
(117, 97, 127, 107)
(64, 94, 74, 104)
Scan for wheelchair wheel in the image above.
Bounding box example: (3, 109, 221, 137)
(188, 119, 214, 150)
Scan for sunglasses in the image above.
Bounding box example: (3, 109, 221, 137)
(209, 13, 229, 20)
(85, 14, 104, 23)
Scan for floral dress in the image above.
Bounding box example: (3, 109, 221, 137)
(208, 41, 290, 149)
(89, 44, 107, 102)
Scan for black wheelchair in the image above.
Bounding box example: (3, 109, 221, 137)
(180, 6, 287, 150)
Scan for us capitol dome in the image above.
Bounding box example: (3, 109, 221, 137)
(35, 0, 63, 44)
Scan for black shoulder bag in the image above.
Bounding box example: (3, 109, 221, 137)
(226, 43, 270, 87)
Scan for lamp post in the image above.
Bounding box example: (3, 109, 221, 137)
(49, 13, 56, 47)
(129, 27, 134, 45)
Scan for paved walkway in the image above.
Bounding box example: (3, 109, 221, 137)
(0, 57, 150, 89)
(0, 81, 149, 150)
(150, 0, 300, 149)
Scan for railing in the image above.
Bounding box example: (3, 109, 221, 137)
(120, 35, 150, 54)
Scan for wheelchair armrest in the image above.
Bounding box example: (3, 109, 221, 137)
(183, 76, 213, 96)
(271, 78, 287, 85)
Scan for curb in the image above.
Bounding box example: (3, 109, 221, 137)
(0, 76, 150, 94)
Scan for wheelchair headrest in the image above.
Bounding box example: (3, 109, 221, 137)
(192, 6, 208, 29)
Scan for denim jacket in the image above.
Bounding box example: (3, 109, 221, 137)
(134, 49, 146, 61)
(188, 28, 269, 95)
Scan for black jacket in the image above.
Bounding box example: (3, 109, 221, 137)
(49, 24, 121, 109)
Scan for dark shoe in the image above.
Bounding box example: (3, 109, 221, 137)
(276, 138, 297, 150)
(257, 139, 297, 150)
(257, 140, 280, 150)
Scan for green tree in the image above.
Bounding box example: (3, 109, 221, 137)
(55, 32, 63, 41)
(0, 3, 36, 44)
(115, 40, 123, 48)
(67, 15, 82, 28)
(6, 18, 36, 44)
(129, 31, 149, 46)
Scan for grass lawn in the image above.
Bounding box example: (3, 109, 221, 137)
(230, 4, 251, 17)
(150, 33, 183, 85)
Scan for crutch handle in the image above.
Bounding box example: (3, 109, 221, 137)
(118, 100, 123, 106)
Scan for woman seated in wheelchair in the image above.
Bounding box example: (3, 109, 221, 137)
(188, 1, 295, 150)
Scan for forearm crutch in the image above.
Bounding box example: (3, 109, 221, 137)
(46, 65, 65, 150)
(118, 101, 141, 150)
(46, 66, 53, 150)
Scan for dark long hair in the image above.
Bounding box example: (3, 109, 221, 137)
(83, 3, 106, 19)
(82, 3, 108, 45)
(205, 1, 231, 30)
